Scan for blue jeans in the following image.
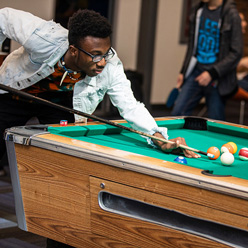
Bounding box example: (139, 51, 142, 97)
(171, 67, 225, 120)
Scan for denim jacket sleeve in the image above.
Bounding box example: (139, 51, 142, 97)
(0, 7, 45, 46)
(0, 7, 68, 92)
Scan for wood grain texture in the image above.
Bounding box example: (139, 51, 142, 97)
(90, 177, 232, 248)
(15, 145, 91, 246)
(89, 177, 248, 232)
(37, 130, 248, 192)
(13, 143, 248, 247)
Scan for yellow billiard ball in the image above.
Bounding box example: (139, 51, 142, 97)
(227, 142, 237, 154)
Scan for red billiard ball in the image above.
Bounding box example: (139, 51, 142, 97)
(60, 120, 68, 126)
(207, 146, 220, 160)
(238, 148, 248, 161)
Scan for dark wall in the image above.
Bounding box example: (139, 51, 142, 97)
(236, 0, 248, 56)
(55, 0, 113, 28)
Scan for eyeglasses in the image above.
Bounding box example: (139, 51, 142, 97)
(75, 46, 115, 62)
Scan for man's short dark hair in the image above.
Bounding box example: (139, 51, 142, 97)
(68, 9, 112, 46)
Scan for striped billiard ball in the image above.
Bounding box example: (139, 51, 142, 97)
(238, 148, 248, 161)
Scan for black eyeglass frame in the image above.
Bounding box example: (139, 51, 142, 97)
(75, 46, 115, 62)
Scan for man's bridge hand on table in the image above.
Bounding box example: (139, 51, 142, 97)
(152, 132, 201, 158)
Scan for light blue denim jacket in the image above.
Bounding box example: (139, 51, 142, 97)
(0, 7, 168, 140)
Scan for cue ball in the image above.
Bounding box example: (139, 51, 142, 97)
(174, 156, 187, 164)
(207, 146, 220, 160)
(220, 152, 234, 166)
(238, 148, 248, 161)
(221, 143, 234, 154)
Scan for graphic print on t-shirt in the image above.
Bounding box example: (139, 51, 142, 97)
(197, 15, 220, 64)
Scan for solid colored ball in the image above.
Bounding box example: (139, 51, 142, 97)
(207, 146, 220, 160)
(221, 143, 234, 154)
(174, 156, 187, 164)
(220, 152, 234, 166)
(238, 148, 248, 161)
(227, 142, 237, 154)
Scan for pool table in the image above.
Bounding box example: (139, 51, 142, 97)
(5, 116, 248, 248)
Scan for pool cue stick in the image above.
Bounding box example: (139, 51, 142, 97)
(0, 84, 213, 157)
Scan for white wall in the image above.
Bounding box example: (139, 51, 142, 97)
(0, 0, 56, 51)
(113, 0, 187, 104)
(0, 0, 55, 18)
(151, 0, 187, 104)
(112, 0, 141, 70)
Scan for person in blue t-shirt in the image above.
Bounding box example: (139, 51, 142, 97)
(171, 0, 243, 120)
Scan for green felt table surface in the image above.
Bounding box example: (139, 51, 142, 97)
(48, 119, 248, 180)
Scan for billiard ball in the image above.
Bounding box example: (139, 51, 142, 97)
(174, 156, 187, 164)
(220, 152, 234, 166)
(221, 143, 234, 154)
(238, 148, 248, 161)
(60, 120, 68, 126)
(227, 142, 237, 154)
(207, 146, 220, 160)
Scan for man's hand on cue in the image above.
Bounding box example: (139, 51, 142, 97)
(152, 132, 200, 158)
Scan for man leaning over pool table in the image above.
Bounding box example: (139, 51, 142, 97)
(0, 7, 200, 248)
(0, 8, 199, 172)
